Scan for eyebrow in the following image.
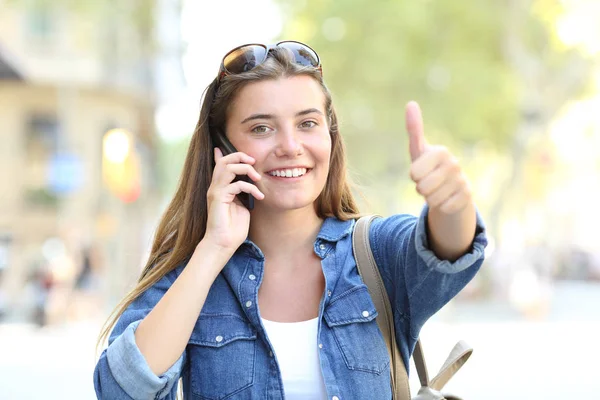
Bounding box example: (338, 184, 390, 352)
(240, 108, 324, 124)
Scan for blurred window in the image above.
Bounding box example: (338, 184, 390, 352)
(24, 115, 61, 207)
(0, 234, 12, 271)
(25, 6, 55, 39)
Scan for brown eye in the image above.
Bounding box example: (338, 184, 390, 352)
(300, 121, 317, 129)
(252, 125, 270, 134)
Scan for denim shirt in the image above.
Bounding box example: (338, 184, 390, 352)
(93, 206, 487, 400)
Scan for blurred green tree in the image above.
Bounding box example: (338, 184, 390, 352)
(277, 0, 595, 241)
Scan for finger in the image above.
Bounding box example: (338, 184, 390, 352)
(228, 164, 262, 181)
(425, 179, 461, 209)
(208, 180, 265, 206)
(225, 181, 265, 200)
(409, 145, 449, 182)
(415, 157, 460, 196)
(212, 151, 257, 183)
(415, 165, 447, 197)
(215, 150, 255, 166)
(438, 189, 471, 214)
(215, 164, 261, 185)
(405, 101, 427, 162)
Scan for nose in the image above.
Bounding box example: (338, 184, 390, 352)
(274, 125, 303, 157)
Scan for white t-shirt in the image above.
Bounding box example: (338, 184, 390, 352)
(261, 317, 328, 400)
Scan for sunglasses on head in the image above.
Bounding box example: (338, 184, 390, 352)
(217, 40, 322, 82)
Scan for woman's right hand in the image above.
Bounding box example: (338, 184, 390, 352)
(202, 148, 264, 255)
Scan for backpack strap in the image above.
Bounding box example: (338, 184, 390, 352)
(353, 215, 410, 400)
(352, 215, 473, 399)
(429, 340, 472, 391)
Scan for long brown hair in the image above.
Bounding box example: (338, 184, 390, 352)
(97, 47, 360, 351)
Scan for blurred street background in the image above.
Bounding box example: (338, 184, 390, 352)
(1, 0, 599, 398)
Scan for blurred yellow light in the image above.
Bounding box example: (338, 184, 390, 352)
(103, 129, 131, 163)
(102, 128, 141, 203)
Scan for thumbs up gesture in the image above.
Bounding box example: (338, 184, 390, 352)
(406, 101, 472, 215)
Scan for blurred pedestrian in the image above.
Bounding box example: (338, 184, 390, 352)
(0, 268, 7, 321)
(67, 243, 103, 321)
(23, 262, 54, 327)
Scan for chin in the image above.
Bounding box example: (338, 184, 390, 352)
(261, 196, 318, 212)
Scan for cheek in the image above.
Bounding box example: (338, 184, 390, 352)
(232, 137, 268, 159)
(321, 135, 333, 166)
(310, 129, 332, 159)
(313, 137, 332, 187)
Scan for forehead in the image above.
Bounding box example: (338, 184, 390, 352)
(228, 75, 326, 120)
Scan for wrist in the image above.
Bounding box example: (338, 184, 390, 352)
(190, 238, 235, 276)
(197, 236, 238, 257)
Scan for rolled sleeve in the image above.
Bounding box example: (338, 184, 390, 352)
(414, 204, 488, 274)
(369, 205, 488, 366)
(106, 320, 185, 400)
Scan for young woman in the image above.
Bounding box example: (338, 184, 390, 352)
(93, 41, 487, 400)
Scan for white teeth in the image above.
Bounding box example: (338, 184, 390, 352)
(269, 168, 307, 178)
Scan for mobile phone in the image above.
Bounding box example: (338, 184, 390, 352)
(210, 130, 255, 210)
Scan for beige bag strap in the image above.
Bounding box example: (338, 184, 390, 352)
(429, 341, 472, 391)
(353, 215, 410, 400)
(413, 340, 473, 392)
(414, 340, 430, 387)
(353, 215, 473, 399)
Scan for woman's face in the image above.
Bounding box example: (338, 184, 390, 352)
(225, 75, 332, 213)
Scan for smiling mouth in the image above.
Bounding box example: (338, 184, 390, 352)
(266, 167, 311, 178)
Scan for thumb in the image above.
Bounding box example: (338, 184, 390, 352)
(405, 101, 426, 162)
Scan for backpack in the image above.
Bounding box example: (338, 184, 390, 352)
(353, 215, 472, 400)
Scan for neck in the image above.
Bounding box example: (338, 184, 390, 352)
(249, 206, 323, 261)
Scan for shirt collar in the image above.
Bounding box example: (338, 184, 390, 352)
(238, 216, 356, 259)
(315, 216, 356, 243)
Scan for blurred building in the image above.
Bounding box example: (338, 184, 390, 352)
(0, 2, 162, 320)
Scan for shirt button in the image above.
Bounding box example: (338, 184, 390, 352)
(215, 335, 223, 343)
(245, 301, 252, 308)
(269, 351, 274, 357)
(362, 311, 370, 317)
(318, 343, 323, 349)
(327, 290, 332, 297)
(319, 244, 326, 250)
(248, 274, 256, 281)
(332, 396, 340, 400)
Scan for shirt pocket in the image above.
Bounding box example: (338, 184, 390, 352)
(324, 286, 390, 374)
(187, 314, 257, 400)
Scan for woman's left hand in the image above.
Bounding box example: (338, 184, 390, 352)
(405, 101, 473, 214)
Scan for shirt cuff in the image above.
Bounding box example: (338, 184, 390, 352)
(106, 320, 184, 399)
(415, 204, 487, 273)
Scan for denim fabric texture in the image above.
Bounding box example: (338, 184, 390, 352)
(93, 206, 487, 400)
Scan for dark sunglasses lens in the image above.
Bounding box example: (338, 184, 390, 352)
(223, 45, 268, 74)
(279, 42, 319, 67)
